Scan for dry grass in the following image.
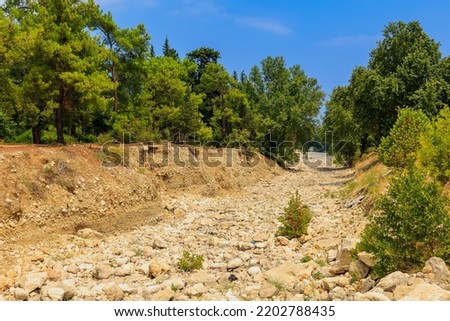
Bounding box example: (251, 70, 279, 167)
(342, 153, 391, 212)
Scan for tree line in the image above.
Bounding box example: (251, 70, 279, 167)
(323, 21, 450, 166)
(0, 0, 324, 162)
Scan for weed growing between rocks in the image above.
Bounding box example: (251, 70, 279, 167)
(177, 251, 204, 272)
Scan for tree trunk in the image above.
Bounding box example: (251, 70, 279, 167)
(32, 124, 41, 144)
(55, 106, 64, 144)
(56, 83, 67, 144)
(221, 116, 226, 140)
(112, 65, 119, 112)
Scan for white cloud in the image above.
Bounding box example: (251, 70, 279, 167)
(236, 17, 291, 36)
(324, 35, 380, 46)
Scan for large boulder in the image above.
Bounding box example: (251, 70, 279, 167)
(424, 257, 450, 291)
(377, 271, 410, 292)
(400, 283, 450, 301)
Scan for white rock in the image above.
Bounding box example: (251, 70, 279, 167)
(247, 266, 262, 276)
(94, 265, 113, 280)
(115, 263, 134, 277)
(227, 258, 244, 270)
(14, 288, 28, 301)
(400, 283, 450, 301)
(357, 252, 376, 268)
(151, 288, 175, 301)
(185, 283, 208, 296)
(377, 271, 410, 292)
(47, 287, 65, 301)
(225, 289, 239, 301)
(355, 292, 391, 301)
(24, 272, 48, 293)
(162, 278, 186, 290)
(152, 236, 167, 249)
(77, 228, 103, 239)
(143, 285, 162, 297)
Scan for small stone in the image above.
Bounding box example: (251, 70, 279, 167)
(185, 283, 208, 296)
(24, 272, 48, 293)
(118, 284, 135, 294)
(187, 271, 217, 286)
(314, 238, 341, 250)
(377, 271, 410, 292)
(47, 287, 65, 301)
(238, 242, 254, 251)
(228, 274, 238, 282)
(329, 286, 347, 301)
(276, 236, 289, 246)
(143, 285, 162, 298)
(66, 264, 80, 274)
(162, 278, 186, 290)
(327, 249, 338, 262)
(225, 289, 239, 301)
(259, 282, 278, 298)
(93, 265, 113, 280)
(349, 260, 370, 280)
(115, 263, 134, 277)
(356, 278, 376, 293)
(77, 228, 103, 239)
(355, 292, 391, 301)
(151, 288, 175, 301)
(227, 258, 244, 270)
(357, 252, 376, 268)
(152, 236, 167, 249)
(336, 238, 359, 268)
(14, 288, 28, 301)
(103, 284, 124, 301)
(247, 266, 262, 276)
(149, 263, 163, 279)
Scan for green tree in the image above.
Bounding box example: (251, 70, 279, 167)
(162, 36, 179, 60)
(378, 108, 430, 168)
(346, 21, 443, 148)
(419, 106, 450, 182)
(357, 166, 450, 276)
(8, 0, 114, 144)
(323, 86, 362, 166)
(186, 47, 221, 86)
(243, 57, 324, 159)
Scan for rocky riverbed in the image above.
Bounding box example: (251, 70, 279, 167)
(1, 162, 450, 301)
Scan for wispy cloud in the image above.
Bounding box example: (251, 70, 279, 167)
(324, 35, 380, 46)
(171, 0, 224, 17)
(236, 17, 291, 36)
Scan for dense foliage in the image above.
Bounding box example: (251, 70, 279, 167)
(324, 21, 450, 159)
(0, 0, 324, 161)
(356, 166, 450, 276)
(378, 108, 430, 168)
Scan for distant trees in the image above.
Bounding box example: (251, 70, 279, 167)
(324, 21, 450, 164)
(0, 1, 324, 158)
(243, 57, 325, 159)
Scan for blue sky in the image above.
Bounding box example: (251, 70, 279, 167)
(96, 1, 450, 97)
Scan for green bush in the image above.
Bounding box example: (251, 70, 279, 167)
(177, 251, 204, 272)
(356, 166, 450, 276)
(378, 108, 430, 168)
(276, 191, 312, 239)
(418, 106, 450, 182)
